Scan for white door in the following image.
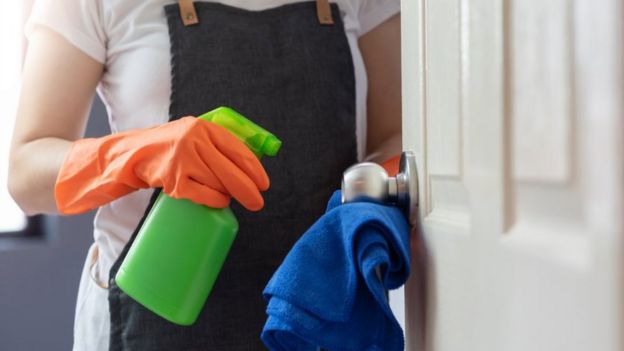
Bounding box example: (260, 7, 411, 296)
(393, 0, 624, 350)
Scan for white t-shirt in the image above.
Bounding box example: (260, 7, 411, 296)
(27, 0, 400, 349)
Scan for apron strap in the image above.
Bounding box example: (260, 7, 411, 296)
(315, 0, 335, 25)
(178, 0, 199, 26)
(177, 0, 335, 26)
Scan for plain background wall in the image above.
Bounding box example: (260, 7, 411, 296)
(0, 97, 109, 351)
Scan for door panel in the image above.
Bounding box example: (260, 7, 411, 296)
(512, 0, 571, 183)
(399, 0, 624, 350)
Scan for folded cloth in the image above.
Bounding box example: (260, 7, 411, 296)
(262, 190, 411, 351)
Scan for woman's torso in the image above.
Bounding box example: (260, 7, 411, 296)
(29, 0, 401, 348)
(92, 0, 374, 284)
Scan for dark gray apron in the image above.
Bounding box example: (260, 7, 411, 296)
(108, 1, 357, 350)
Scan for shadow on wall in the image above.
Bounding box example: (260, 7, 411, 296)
(0, 97, 110, 351)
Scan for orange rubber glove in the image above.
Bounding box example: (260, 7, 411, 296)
(55, 117, 269, 215)
(381, 154, 401, 177)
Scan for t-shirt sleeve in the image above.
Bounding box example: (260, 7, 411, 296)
(25, 0, 107, 63)
(356, 0, 401, 37)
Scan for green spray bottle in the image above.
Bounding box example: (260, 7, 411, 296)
(114, 107, 282, 326)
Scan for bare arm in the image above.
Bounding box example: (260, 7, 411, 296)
(8, 27, 103, 215)
(359, 14, 402, 163)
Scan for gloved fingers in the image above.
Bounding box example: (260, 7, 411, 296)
(225, 171, 265, 211)
(381, 155, 401, 177)
(200, 145, 265, 211)
(217, 161, 265, 211)
(170, 178, 231, 208)
(202, 122, 270, 191)
(185, 155, 228, 194)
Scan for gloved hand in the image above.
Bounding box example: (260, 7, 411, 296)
(381, 154, 400, 176)
(55, 117, 269, 215)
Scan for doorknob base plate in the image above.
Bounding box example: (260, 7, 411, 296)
(398, 151, 419, 224)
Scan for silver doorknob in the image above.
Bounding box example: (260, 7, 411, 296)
(341, 151, 419, 224)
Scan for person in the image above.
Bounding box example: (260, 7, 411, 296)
(8, 0, 401, 349)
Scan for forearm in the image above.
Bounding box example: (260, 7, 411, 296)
(8, 138, 72, 215)
(360, 14, 402, 167)
(8, 26, 103, 215)
(364, 132, 402, 163)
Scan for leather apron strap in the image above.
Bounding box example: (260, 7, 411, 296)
(108, 2, 356, 350)
(177, 0, 335, 26)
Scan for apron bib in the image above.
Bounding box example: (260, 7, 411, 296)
(108, 1, 357, 349)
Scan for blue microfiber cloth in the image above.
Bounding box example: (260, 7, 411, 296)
(261, 190, 411, 351)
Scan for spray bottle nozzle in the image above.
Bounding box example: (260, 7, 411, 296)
(198, 107, 282, 158)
